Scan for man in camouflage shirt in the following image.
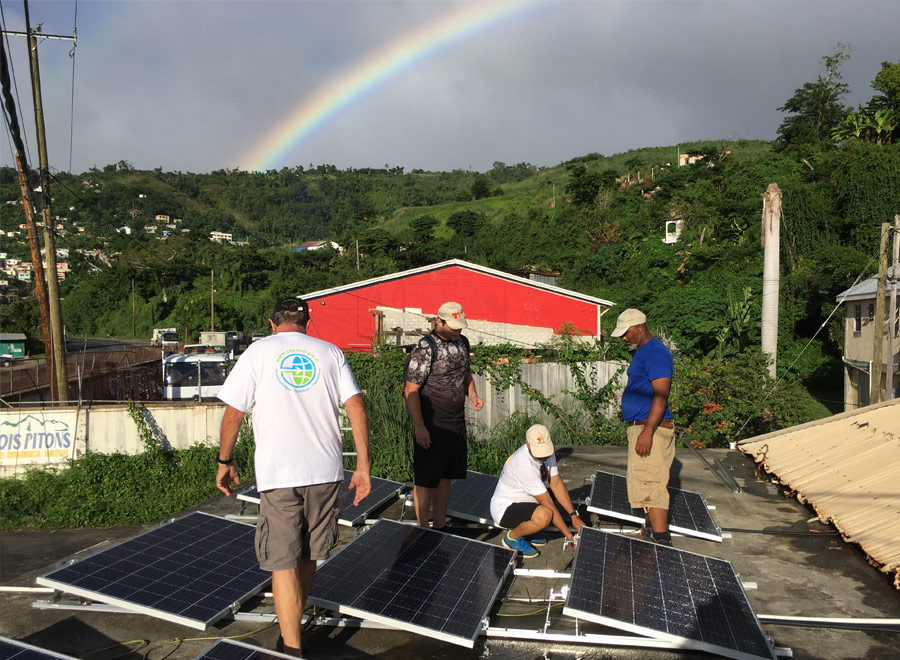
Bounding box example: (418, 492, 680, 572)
(404, 301, 483, 529)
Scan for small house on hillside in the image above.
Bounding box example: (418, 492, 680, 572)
(301, 259, 615, 351)
(837, 276, 900, 409)
(296, 241, 340, 253)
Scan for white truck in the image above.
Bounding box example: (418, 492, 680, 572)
(199, 331, 239, 356)
(151, 327, 179, 351)
(163, 352, 231, 400)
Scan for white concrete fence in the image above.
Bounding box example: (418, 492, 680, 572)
(0, 360, 626, 478)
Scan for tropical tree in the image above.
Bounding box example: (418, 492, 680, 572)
(447, 209, 479, 237)
(471, 176, 491, 200)
(832, 111, 870, 143)
(777, 44, 851, 151)
(564, 163, 601, 206)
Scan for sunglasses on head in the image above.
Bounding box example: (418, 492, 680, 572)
(540, 462, 549, 482)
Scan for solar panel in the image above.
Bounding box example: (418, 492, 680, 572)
(586, 470, 722, 542)
(189, 637, 294, 660)
(36, 512, 269, 630)
(564, 527, 775, 660)
(446, 470, 499, 526)
(308, 518, 515, 647)
(0, 638, 81, 660)
(237, 470, 406, 526)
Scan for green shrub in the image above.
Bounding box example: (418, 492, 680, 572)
(0, 413, 256, 530)
(671, 349, 819, 448)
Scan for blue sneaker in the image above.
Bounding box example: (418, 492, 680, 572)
(503, 530, 539, 558)
(524, 534, 547, 546)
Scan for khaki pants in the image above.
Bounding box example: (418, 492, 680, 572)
(626, 425, 675, 510)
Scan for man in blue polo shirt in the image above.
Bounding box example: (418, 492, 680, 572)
(612, 308, 675, 546)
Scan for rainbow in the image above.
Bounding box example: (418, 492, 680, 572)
(241, 1, 537, 172)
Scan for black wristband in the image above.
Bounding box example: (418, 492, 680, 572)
(568, 511, 578, 517)
(217, 456, 234, 466)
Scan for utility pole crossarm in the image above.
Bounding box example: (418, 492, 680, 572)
(1, 30, 76, 42)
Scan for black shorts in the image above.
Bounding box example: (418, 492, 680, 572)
(498, 502, 540, 529)
(413, 425, 467, 488)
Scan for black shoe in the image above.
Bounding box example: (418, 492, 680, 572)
(647, 530, 673, 547)
(275, 636, 304, 658)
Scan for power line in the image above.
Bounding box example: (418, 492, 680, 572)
(67, 0, 77, 173)
(731, 243, 882, 441)
(0, 0, 33, 167)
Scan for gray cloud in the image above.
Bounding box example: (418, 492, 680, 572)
(2, 1, 897, 174)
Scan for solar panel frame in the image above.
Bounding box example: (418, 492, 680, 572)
(308, 518, 515, 648)
(237, 470, 406, 526)
(564, 526, 776, 660)
(585, 470, 722, 542)
(445, 470, 500, 526)
(0, 637, 82, 660)
(35, 512, 269, 630)
(188, 637, 297, 660)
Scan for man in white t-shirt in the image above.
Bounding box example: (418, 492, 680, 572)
(215, 297, 370, 657)
(489, 424, 584, 558)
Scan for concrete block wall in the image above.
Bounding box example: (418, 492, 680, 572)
(380, 307, 595, 348)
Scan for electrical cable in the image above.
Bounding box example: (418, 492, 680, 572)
(495, 602, 563, 618)
(721, 527, 840, 536)
(0, 0, 34, 167)
(731, 238, 882, 443)
(67, 0, 77, 173)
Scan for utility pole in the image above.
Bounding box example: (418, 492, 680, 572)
(210, 269, 215, 331)
(872, 223, 890, 405)
(15, 154, 55, 393)
(1, 30, 55, 396)
(760, 183, 782, 380)
(887, 214, 900, 400)
(25, 9, 69, 401)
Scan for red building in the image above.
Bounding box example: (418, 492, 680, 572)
(302, 259, 615, 351)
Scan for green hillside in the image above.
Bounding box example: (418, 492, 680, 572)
(1, 58, 899, 447)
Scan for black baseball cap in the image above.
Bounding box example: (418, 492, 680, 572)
(272, 296, 309, 316)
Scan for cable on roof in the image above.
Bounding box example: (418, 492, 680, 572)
(721, 527, 840, 536)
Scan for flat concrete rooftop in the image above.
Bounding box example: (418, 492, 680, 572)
(2, 447, 899, 660)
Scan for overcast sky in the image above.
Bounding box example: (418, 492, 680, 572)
(1, 0, 897, 175)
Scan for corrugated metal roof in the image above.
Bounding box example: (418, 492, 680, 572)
(739, 398, 900, 589)
(836, 275, 899, 302)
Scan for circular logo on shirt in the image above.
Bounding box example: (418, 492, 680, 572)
(277, 351, 320, 392)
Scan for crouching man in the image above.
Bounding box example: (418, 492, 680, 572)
(489, 424, 585, 558)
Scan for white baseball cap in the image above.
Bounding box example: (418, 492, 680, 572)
(611, 308, 647, 337)
(525, 424, 555, 458)
(438, 301, 468, 329)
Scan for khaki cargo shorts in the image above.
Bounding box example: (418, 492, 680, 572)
(256, 481, 340, 571)
(626, 424, 675, 510)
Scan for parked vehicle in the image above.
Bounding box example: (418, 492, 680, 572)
(151, 327, 179, 351)
(181, 344, 216, 354)
(163, 353, 232, 400)
(199, 331, 239, 356)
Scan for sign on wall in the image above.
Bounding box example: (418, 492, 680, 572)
(0, 412, 77, 469)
